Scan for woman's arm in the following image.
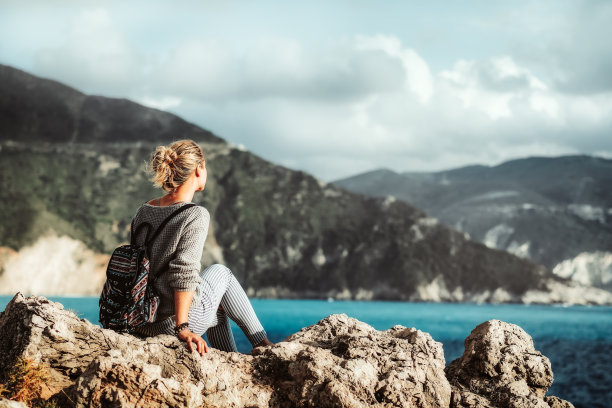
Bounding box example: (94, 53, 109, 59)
(174, 290, 194, 325)
(174, 290, 208, 355)
(167, 208, 210, 355)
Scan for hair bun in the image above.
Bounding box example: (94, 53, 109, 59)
(148, 140, 206, 192)
(164, 148, 178, 165)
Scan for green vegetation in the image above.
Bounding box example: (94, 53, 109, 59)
(0, 145, 159, 252)
(0, 140, 548, 299)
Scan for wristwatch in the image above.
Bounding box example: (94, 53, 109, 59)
(174, 322, 190, 337)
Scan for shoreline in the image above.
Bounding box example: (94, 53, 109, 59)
(2, 293, 612, 307)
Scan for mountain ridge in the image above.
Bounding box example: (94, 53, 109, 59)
(0, 63, 224, 145)
(334, 156, 612, 291)
(0, 64, 609, 304)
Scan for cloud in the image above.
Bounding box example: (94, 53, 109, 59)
(136, 96, 183, 111)
(11, 4, 612, 181)
(35, 9, 145, 96)
(151, 36, 407, 102)
(354, 35, 434, 103)
(174, 40, 612, 180)
(514, 0, 612, 95)
(556, 1, 612, 94)
(439, 57, 549, 120)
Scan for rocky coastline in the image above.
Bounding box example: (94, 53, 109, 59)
(0, 293, 575, 407)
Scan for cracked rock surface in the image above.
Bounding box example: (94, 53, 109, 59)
(0, 294, 573, 407)
(445, 319, 574, 408)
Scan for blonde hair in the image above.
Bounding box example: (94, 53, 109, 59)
(148, 140, 205, 192)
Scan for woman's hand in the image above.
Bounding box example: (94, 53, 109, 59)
(173, 290, 207, 355)
(178, 329, 209, 356)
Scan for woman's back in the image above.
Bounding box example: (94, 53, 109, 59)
(131, 201, 210, 334)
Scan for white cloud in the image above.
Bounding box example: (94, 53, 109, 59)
(4, 3, 609, 181)
(529, 92, 559, 118)
(35, 8, 144, 96)
(151, 36, 406, 102)
(157, 37, 612, 179)
(438, 57, 549, 120)
(354, 35, 434, 104)
(501, 1, 612, 95)
(136, 96, 183, 111)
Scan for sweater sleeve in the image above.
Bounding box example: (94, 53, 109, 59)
(167, 207, 210, 291)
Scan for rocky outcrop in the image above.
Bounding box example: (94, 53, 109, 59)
(0, 294, 574, 407)
(445, 320, 574, 408)
(1, 294, 449, 407)
(259, 316, 450, 407)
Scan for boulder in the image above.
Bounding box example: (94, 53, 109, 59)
(254, 314, 450, 407)
(445, 320, 574, 408)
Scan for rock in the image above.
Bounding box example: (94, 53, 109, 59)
(544, 396, 576, 408)
(0, 294, 574, 407)
(521, 278, 612, 306)
(254, 314, 451, 407)
(63, 356, 205, 407)
(445, 320, 574, 408)
(0, 399, 28, 408)
(1, 294, 450, 407)
(0, 294, 271, 408)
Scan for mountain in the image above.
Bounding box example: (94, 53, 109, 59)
(0, 64, 609, 304)
(334, 157, 612, 291)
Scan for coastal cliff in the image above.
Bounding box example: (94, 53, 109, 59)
(333, 159, 612, 292)
(0, 294, 574, 407)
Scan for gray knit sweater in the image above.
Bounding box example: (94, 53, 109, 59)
(129, 201, 210, 335)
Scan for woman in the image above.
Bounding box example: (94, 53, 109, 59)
(130, 139, 273, 356)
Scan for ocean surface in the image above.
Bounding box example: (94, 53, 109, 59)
(1, 296, 610, 408)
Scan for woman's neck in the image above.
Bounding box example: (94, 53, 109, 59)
(161, 184, 196, 205)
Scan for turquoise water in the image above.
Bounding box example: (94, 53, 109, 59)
(1, 296, 610, 407)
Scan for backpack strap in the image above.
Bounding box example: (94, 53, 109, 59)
(131, 220, 152, 246)
(130, 212, 153, 246)
(145, 203, 196, 247)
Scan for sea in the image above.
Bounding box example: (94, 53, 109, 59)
(1, 296, 610, 408)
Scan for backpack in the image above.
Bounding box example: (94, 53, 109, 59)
(99, 203, 195, 333)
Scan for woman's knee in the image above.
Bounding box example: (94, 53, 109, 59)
(202, 263, 233, 279)
(213, 263, 233, 275)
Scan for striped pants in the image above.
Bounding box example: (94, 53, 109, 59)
(188, 264, 267, 352)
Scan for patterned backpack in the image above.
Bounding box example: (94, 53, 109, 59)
(99, 203, 195, 333)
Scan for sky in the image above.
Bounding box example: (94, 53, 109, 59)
(1, 0, 611, 181)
